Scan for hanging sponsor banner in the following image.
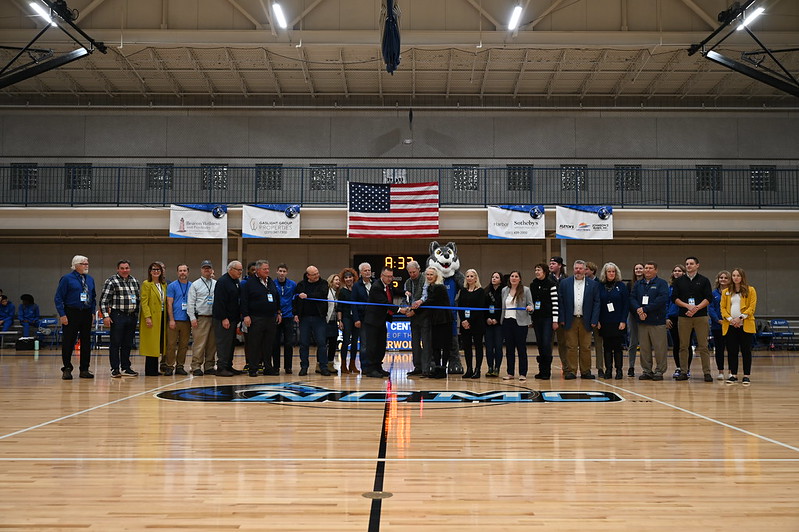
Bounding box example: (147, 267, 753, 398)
(487, 205, 545, 239)
(169, 204, 227, 239)
(242, 204, 301, 239)
(555, 205, 613, 240)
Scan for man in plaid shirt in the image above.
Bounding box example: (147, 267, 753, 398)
(100, 260, 141, 378)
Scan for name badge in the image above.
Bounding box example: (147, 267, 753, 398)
(488, 305, 495, 313)
(688, 297, 696, 306)
(607, 302, 615, 312)
(464, 310, 471, 318)
(534, 301, 541, 310)
(205, 296, 213, 304)
(80, 292, 88, 303)
(642, 295, 649, 305)
(181, 302, 188, 311)
(130, 294, 137, 304)
(267, 293, 274, 303)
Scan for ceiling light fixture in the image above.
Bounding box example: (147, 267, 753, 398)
(736, 6, 764, 30)
(272, 3, 288, 29)
(29, 1, 56, 27)
(508, 5, 523, 31)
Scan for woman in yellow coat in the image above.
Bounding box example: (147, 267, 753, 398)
(721, 267, 757, 386)
(140, 262, 167, 376)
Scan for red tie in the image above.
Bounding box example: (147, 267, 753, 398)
(386, 283, 393, 316)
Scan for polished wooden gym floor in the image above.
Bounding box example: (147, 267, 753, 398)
(1, 346, 798, 531)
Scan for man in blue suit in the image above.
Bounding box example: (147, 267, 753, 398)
(557, 260, 601, 380)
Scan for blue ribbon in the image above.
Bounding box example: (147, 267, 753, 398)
(301, 297, 529, 312)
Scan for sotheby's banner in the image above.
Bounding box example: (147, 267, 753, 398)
(169, 204, 227, 239)
(242, 204, 301, 239)
(487, 205, 545, 239)
(555, 205, 613, 240)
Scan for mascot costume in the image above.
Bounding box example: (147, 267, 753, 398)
(426, 241, 464, 374)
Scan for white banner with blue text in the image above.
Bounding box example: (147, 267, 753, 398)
(487, 205, 546, 239)
(242, 204, 301, 239)
(555, 205, 613, 240)
(169, 204, 227, 239)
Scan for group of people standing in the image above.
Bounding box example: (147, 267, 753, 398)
(52, 253, 758, 386)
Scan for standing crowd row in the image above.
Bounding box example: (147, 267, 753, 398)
(53, 254, 757, 386)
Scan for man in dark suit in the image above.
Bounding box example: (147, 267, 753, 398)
(557, 260, 601, 380)
(363, 267, 401, 378)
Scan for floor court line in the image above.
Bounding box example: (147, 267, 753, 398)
(0, 377, 193, 441)
(1, 457, 798, 462)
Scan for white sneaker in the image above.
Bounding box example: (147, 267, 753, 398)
(502, 374, 514, 380)
(716, 373, 724, 380)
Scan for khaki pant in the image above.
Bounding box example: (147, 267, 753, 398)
(638, 323, 668, 376)
(564, 322, 593, 375)
(191, 316, 217, 371)
(678, 316, 710, 375)
(164, 320, 191, 369)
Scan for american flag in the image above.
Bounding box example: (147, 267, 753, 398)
(347, 181, 439, 238)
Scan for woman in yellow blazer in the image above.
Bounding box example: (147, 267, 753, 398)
(140, 262, 167, 376)
(721, 267, 757, 386)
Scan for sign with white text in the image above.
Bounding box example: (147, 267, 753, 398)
(242, 204, 300, 239)
(555, 205, 613, 240)
(169, 204, 227, 239)
(487, 205, 545, 239)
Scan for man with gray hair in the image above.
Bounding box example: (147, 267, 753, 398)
(351, 262, 373, 374)
(213, 260, 244, 377)
(54, 255, 96, 380)
(241, 259, 282, 377)
(404, 260, 430, 377)
(557, 260, 601, 380)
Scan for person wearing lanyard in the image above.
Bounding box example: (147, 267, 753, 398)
(187, 260, 217, 376)
(100, 260, 141, 378)
(55, 255, 96, 380)
(272, 263, 297, 374)
(140, 262, 168, 376)
(163, 264, 192, 376)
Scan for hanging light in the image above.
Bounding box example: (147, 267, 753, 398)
(508, 5, 523, 31)
(737, 6, 764, 31)
(29, 1, 57, 27)
(272, 3, 288, 29)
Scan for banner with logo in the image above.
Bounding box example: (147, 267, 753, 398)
(169, 204, 227, 239)
(555, 205, 613, 240)
(242, 204, 301, 239)
(487, 205, 545, 239)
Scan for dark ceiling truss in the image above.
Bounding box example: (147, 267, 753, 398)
(689, 0, 799, 98)
(0, 0, 106, 90)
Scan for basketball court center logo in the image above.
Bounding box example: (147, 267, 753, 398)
(156, 382, 622, 405)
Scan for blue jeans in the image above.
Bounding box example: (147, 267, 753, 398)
(299, 315, 327, 369)
(109, 310, 137, 371)
(485, 324, 503, 370)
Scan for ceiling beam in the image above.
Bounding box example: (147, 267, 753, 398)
(679, 0, 717, 30)
(112, 48, 150, 98)
(225, 48, 249, 97)
(83, 55, 116, 97)
(149, 48, 182, 97)
(528, 0, 568, 30)
(74, 0, 109, 21)
(290, 0, 327, 29)
(339, 48, 349, 98)
(512, 49, 529, 97)
(297, 47, 315, 97)
(261, 48, 282, 97)
(546, 49, 566, 97)
(226, 0, 265, 30)
(445, 48, 453, 98)
(258, 0, 278, 36)
(645, 50, 682, 98)
(462, 0, 499, 31)
(613, 49, 646, 97)
(479, 49, 491, 97)
(186, 48, 216, 98)
(579, 49, 606, 98)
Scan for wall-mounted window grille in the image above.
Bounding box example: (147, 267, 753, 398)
(452, 164, 479, 191)
(507, 165, 533, 191)
(750, 165, 777, 192)
(65, 163, 92, 190)
(10, 163, 38, 190)
(201, 164, 228, 190)
(696, 165, 723, 191)
(614, 165, 642, 191)
(561, 164, 587, 191)
(256, 164, 283, 191)
(382, 168, 407, 184)
(310, 164, 337, 191)
(147, 164, 174, 190)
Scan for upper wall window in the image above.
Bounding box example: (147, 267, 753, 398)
(202, 164, 228, 190)
(696, 165, 722, 191)
(310, 164, 337, 191)
(507, 165, 533, 191)
(256, 164, 283, 191)
(10, 163, 38, 190)
(614, 165, 642, 191)
(750, 165, 777, 192)
(452, 164, 479, 191)
(561, 164, 587, 191)
(65, 163, 92, 190)
(147, 163, 174, 190)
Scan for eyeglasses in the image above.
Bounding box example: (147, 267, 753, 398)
(151, 269, 162, 272)
(79, 262, 89, 265)
(232, 268, 243, 271)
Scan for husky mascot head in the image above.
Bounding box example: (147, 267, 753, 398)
(426, 241, 463, 281)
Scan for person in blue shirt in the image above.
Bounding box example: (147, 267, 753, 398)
(0, 295, 15, 332)
(54, 255, 96, 380)
(164, 264, 192, 376)
(272, 263, 298, 374)
(629, 262, 670, 380)
(597, 263, 629, 380)
(17, 294, 40, 337)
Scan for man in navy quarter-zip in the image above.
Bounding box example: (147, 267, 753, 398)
(630, 262, 669, 381)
